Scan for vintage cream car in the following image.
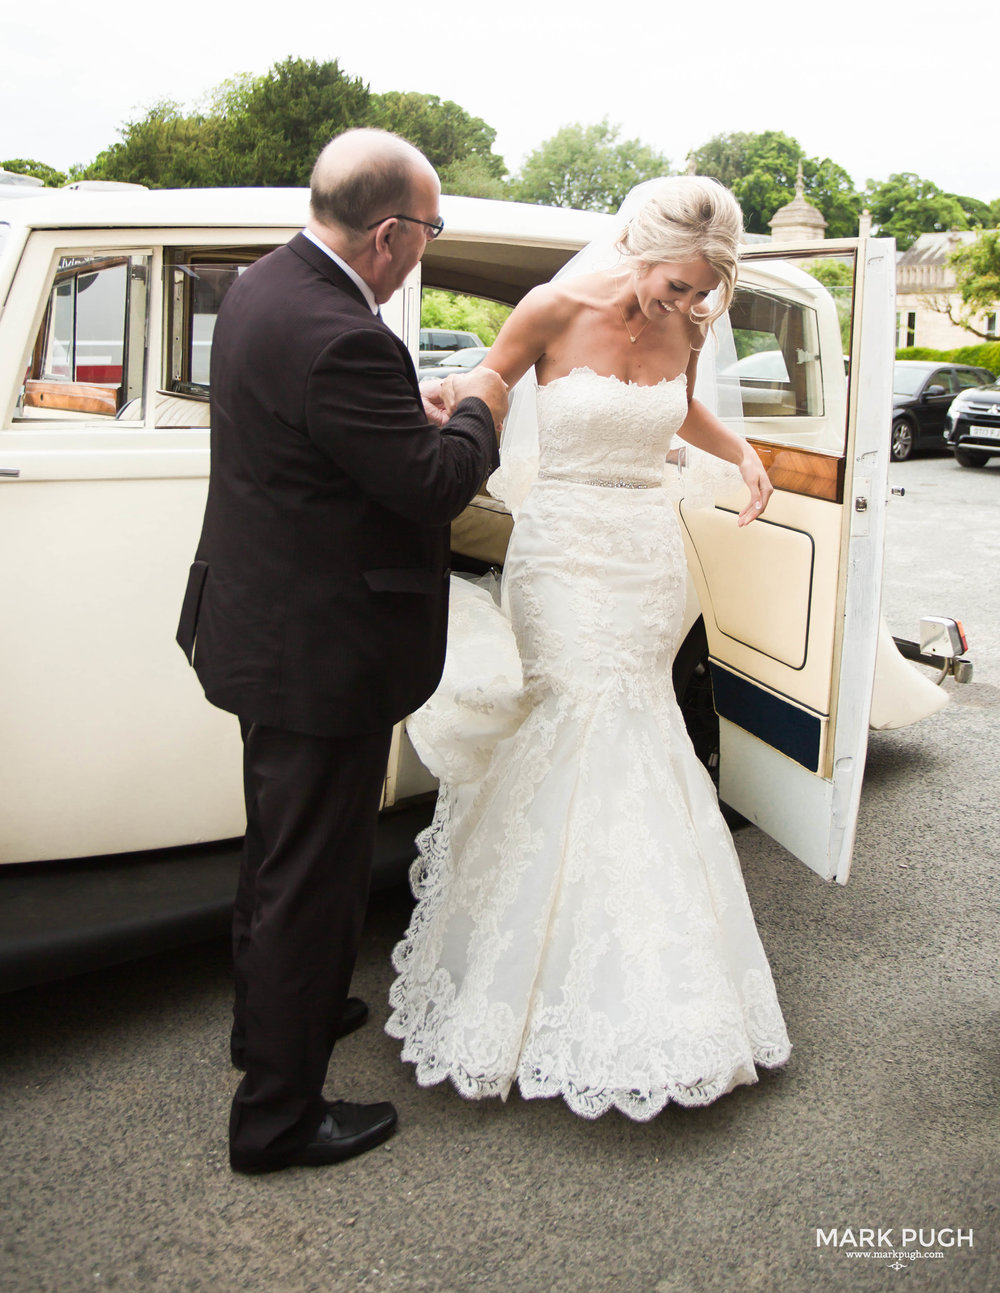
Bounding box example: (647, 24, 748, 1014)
(0, 185, 969, 930)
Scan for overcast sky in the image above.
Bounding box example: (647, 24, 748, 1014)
(3, 0, 995, 204)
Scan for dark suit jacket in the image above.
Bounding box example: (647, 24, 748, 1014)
(178, 233, 500, 736)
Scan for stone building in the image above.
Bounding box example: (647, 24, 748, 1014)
(894, 230, 999, 350)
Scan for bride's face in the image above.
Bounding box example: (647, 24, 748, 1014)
(634, 258, 720, 320)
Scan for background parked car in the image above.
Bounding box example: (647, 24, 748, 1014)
(728, 349, 789, 380)
(891, 360, 995, 461)
(418, 328, 483, 367)
(417, 345, 489, 384)
(943, 376, 1000, 467)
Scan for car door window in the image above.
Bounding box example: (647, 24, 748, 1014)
(928, 370, 954, 394)
(166, 255, 252, 390)
(160, 249, 272, 425)
(726, 252, 853, 456)
(16, 253, 150, 422)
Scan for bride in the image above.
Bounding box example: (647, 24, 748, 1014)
(386, 177, 791, 1120)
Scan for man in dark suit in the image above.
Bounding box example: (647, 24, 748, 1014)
(177, 129, 507, 1174)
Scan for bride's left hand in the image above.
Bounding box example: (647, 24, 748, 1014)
(737, 451, 773, 525)
(422, 381, 449, 427)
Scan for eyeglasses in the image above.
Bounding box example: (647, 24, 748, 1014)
(366, 213, 445, 240)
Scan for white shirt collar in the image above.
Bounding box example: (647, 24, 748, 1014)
(301, 227, 380, 315)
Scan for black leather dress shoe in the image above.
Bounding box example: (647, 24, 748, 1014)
(230, 997, 370, 1070)
(337, 996, 370, 1039)
(230, 1099, 398, 1174)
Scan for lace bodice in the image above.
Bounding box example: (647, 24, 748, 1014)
(536, 367, 688, 486)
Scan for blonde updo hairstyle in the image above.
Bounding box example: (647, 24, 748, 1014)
(616, 176, 743, 326)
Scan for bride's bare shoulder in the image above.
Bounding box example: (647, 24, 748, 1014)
(489, 273, 616, 384)
(517, 272, 612, 323)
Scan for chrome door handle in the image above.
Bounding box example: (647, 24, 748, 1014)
(0, 468, 20, 477)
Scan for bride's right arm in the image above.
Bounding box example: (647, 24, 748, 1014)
(480, 285, 568, 389)
(438, 288, 561, 421)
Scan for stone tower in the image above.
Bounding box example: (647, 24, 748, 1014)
(768, 162, 827, 243)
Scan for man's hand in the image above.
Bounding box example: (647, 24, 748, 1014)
(441, 366, 508, 431)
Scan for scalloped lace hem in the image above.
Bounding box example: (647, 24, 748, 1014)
(383, 1022, 790, 1121)
(386, 721, 792, 1122)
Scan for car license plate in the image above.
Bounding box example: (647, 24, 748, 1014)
(970, 424, 1000, 441)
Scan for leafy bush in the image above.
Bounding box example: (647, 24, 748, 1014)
(421, 290, 511, 345)
(802, 259, 853, 350)
(896, 342, 1000, 374)
(1, 157, 67, 187)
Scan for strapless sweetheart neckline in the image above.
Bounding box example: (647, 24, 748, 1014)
(540, 365, 688, 391)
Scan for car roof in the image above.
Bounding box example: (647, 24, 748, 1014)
(0, 188, 613, 305)
(894, 359, 983, 371)
(0, 187, 883, 306)
(0, 187, 606, 236)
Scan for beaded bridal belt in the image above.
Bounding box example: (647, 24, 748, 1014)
(537, 472, 661, 490)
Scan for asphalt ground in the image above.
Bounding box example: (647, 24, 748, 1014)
(1, 453, 997, 1293)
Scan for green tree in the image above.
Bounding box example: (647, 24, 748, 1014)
(512, 119, 670, 212)
(803, 258, 854, 288)
(75, 61, 513, 193)
(83, 102, 223, 187)
(943, 229, 1000, 339)
(215, 58, 373, 185)
(687, 131, 861, 236)
(371, 92, 505, 181)
(863, 173, 968, 251)
(803, 157, 862, 239)
(439, 154, 509, 199)
(1, 157, 66, 187)
(955, 194, 993, 228)
(80, 59, 374, 188)
(692, 131, 803, 232)
(683, 132, 753, 191)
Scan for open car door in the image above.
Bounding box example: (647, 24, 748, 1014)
(680, 239, 895, 883)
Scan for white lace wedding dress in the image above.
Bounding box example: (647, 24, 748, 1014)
(386, 367, 791, 1120)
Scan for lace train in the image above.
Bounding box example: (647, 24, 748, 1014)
(389, 622, 790, 1119)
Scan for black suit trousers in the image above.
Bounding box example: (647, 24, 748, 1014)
(228, 720, 393, 1161)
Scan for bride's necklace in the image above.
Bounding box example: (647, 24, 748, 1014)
(616, 296, 651, 345)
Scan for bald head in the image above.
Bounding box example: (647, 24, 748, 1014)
(309, 129, 438, 240)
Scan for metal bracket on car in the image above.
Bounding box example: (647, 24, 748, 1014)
(893, 616, 973, 684)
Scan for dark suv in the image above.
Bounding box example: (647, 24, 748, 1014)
(891, 361, 995, 461)
(944, 376, 1000, 466)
